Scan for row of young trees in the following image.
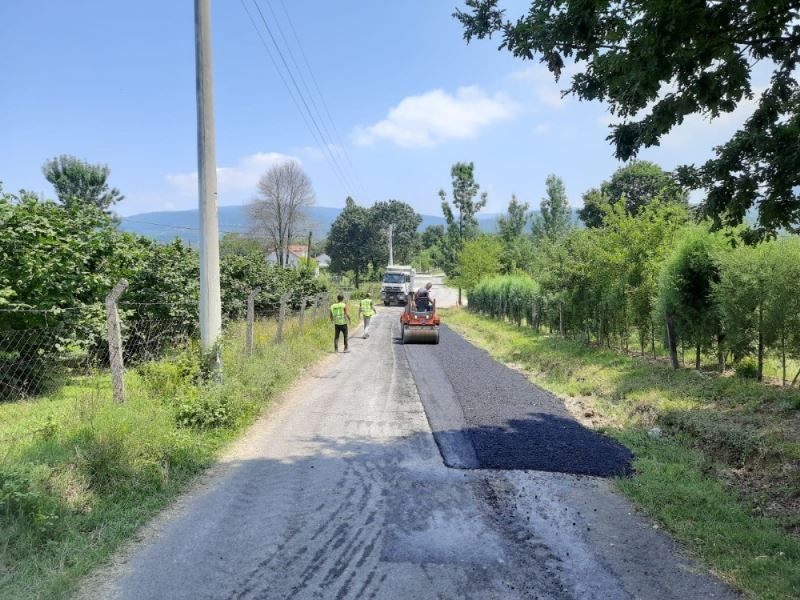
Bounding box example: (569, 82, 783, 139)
(460, 160, 800, 385)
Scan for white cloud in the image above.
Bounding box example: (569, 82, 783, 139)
(353, 86, 520, 148)
(658, 89, 763, 151)
(166, 152, 300, 200)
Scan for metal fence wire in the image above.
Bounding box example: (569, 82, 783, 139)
(0, 286, 333, 404)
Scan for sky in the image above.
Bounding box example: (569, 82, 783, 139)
(0, 1, 764, 218)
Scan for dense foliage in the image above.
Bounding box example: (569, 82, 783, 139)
(326, 197, 423, 284)
(42, 155, 123, 212)
(439, 162, 488, 301)
(0, 186, 324, 400)
(456, 1, 800, 237)
(469, 275, 541, 327)
(462, 164, 800, 384)
(578, 161, 687, 228)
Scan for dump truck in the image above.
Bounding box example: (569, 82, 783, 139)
(380, 265, 415, 306)
(400, 289, 440, 344)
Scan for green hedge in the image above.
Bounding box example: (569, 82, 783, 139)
(468, 275, 541, 326)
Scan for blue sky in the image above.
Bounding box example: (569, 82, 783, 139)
(1, 1, 762, 217)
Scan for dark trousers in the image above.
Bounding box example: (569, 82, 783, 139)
(334, 324, 348, 350)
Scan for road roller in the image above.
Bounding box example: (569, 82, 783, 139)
(400, 292, 440, 344)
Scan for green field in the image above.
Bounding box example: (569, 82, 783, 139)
(0, 311, 340, 600)
(444, 308, 800, 600)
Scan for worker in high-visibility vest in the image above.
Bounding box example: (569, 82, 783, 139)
(358, 293, 377, 339)
(329, 293, 352, 353)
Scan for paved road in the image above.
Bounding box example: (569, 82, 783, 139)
(407, 326, 633, 475)
(79, 308, 735, 600)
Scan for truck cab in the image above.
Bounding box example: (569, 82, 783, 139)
(380, 266, 415, 306)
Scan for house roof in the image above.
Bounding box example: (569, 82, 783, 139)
(287, 245, 308, 257)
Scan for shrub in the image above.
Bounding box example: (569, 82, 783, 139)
(0, 465, 62, 537)
(175, 388, 234, 430)
(469, 275, 541, 326)
(137, 347, 201, 399)
(736, 358, 759, 380)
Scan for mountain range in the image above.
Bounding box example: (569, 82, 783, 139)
(120, 205, 502, 245)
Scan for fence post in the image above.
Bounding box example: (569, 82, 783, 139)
(246, 287, 261, 355)
(105, 279, 129, 404)
(311, 294, 320, 319)
(298, 297, 306, 332)
(276, 293, 290, 343)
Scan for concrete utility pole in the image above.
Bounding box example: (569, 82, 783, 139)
(195, 0, 222, 354)
(306, 230, 313, 272)
(388, 224, 394, 266)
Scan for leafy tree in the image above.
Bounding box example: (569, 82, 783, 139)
(420, 225, 445, 250)
(598, 200, 690, 354)
(497, 195, 533, 274)
(368, 199, 422, 265)
(497, 194, 529, 242)
(452, 236, 502, 293)
(715, 238, 800, 382)
(42, 155, 123, 212)
(579, 161, 687, 228)
(576, 188, 607, 231)
(456, 1, 800, 236)
(531, 174, 571, 241)
(439, 162, 488, 304)
(659, 227, 728, 370)
(326, 197, 378, 288)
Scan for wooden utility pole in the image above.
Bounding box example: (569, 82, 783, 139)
(195, 0, 222, 354)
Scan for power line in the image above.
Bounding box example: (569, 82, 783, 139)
(266, 0, 368, 199)
(250, 0, 357, 196)
(239, 0, 353, 196)
(242, 0, 359, 199)
(274, 0, 369, 200)
(123, 219, 248, 236)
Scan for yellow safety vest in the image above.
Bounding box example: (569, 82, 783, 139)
(360, 298, 374, 317)
(330, 302, 347, 325)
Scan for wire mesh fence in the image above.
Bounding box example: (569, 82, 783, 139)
(0, 286, 335, 405)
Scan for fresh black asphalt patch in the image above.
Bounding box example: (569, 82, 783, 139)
(405, 325, 633, 477)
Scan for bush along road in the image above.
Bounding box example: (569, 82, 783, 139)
(77, 308, 736, 600)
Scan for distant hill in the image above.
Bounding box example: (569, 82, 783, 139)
(120, 205, 501, 244)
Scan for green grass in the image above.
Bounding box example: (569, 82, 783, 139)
(0, 311, 336, 600)
(444, 308, 800, 600)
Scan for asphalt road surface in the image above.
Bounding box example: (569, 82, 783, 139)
(79, 307, 735, 600)
(406, 326, 633, 475)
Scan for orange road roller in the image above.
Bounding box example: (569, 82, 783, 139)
(401, 292, 440, 344)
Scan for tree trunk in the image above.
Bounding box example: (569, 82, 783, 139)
(651, 321, 656, 359)
(695, 341, 701, 370)
(665, 314, 679, 370)
(781, 331, 786, 387)
(458, 287, 462, 306)
(717, 333, 725, 372)
(559, 302, 564, 338)
(757, 304, 764, 382)
(791, 366, 800, 387)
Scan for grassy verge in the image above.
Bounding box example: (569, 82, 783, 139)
(443, 308, 800, 600)
(0, 311, 338, 600)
